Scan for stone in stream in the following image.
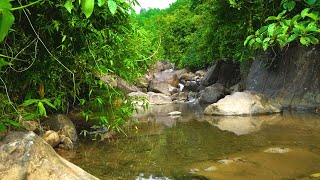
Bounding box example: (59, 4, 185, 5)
(42, 130, 60, 148)
(168, 111, 182, 116)
(0, 131, 99, 180)
(264, 147, 291, 154)
(204, 91, 282, 116)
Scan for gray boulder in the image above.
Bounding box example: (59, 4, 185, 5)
(183, 81, 200, 92)
(153, 70, 179, 87)
(149, 81, 174, 96)
(0, 131, 98, 180)
(42, 114, 77, 143)
(199, 83, 229, 104)
(204, 91, 282, 116)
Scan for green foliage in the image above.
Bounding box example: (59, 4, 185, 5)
(0, 0, 156, 132)
(136, 0, 279, 70)
(245, 0, 320, 50)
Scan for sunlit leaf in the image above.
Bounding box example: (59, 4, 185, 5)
(42, 99, 57, 109)
(108, 0, 117, 15)
(64, 0, 74, 13)
(37, 101, 47, 117)
(301, 8, 310, 18)
(81, 0, 94, 18)
(310, 173, 320, 178)
(20, 99, 39, 107)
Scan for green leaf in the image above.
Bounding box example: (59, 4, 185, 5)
(268, 23, 276, 36)
(283, 0, 296, 11)
(277, 10, 287, 19)
(20, 99, 39, 107)
(81, 0, 94, 18)
(108, 0, 117, 15)
(64, 0, 74, 13)
(290, 14, 301, 26)
(301, 8, 310, 18)
(265, 16, 279, 22)
(41, 99, 57, 109)
(293, 28, 302, 35)
(294, 23, 306, 31)
(300, 36, 310, 45)
(258, 26, 268, 34)
(308, 35, 319, 44)
(0, 58, 12, 71)
(304, 0, 317, 6)
(306, 11, 319, 21)
(37, 101, 47, 117)
(287, 33, 299, 42)
(3, 119, 21, 127)
(244, 35, 253, 46)
(0, 0, 12, 9)
(0, 9, 15, 43)
(98, 0, 105, 7)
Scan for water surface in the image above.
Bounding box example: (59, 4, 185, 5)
(59, 104, 320, 179)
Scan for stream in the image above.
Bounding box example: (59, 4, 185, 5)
(59, 103, 320, 179)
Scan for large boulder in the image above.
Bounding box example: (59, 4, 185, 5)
(148, 81, 175, 96)
(246, 45, 320, 110)
(199, 83, 229, 104)
(128, 91, 172, 105)
(201, 60, 240, 88)
(99, 74, 140, 94)
(0, 131, 98, 180)
(153, 70, 179, 87)
(42, 114, 78, 143)
(204, 91, 282, 115)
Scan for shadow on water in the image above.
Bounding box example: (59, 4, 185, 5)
(59, 103, 320, 179)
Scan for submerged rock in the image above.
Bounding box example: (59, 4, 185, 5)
(204, 91, 282, 116)
(0, 131, 98, 180)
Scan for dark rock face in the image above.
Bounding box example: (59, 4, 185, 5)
(199, 83, 229, 104)
(246, 45, 320, 110)
(201, 60, 240, 88)
(183, 81, 200, 92)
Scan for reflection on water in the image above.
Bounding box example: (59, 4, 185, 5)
(59, 103, 320, 179)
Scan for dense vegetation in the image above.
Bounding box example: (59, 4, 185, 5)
(1, 0, 320, 133)
(136, 0, 320, 70)
(0, 0, 156, 132)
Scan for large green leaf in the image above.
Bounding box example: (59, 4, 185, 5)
(81, 0, 94, 18)
(108, 0, 117, 15)
(0, 0, 12, 9)
(301, 8, 310, 18)
(0, 9, 15, 42)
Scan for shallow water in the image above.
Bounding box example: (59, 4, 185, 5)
(59, 103, 320, 179)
